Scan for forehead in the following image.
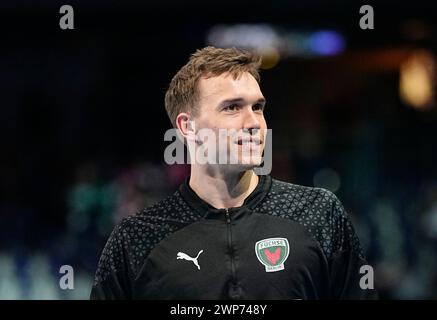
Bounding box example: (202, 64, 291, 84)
(197, 72, 262, 101)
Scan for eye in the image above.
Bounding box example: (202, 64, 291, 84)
(224, 104, 240, 112)
(253, 103, 265, 112)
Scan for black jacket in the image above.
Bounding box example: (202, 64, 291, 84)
(91, 175, 377, 299)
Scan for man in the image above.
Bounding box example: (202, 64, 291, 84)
(91, 46, 377, 299)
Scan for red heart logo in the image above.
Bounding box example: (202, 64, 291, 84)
(264, 248, 281, 265)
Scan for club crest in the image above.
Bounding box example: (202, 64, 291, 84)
(255, 238, 289, 272)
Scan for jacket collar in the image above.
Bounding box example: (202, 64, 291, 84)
(179, 173, 272, 221)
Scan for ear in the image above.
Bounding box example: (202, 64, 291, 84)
(176, 112, 196, 142)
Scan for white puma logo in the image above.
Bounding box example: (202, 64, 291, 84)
(176, 250, 204, 270)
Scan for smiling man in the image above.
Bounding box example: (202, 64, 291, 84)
(90, 46, 377, 299)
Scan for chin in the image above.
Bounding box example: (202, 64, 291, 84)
(237, 157, 263, 168)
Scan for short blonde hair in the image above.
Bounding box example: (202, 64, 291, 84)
(164, 46, 262, 127)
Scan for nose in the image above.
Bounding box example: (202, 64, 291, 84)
(242, 107, 261, 134)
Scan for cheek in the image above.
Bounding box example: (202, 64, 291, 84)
(193, 115, 214, 131)
(258, 118, 268, 135)
(197, 113, 223, 129)
(260, 116, 268, 128)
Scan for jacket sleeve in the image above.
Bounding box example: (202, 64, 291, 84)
(327, 194, 378, 300)
(90, 223, 132, 299)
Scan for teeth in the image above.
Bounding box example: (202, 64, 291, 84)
(238, 140, 261, 145)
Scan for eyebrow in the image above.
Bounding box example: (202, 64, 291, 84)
(217, 97, 267, 109)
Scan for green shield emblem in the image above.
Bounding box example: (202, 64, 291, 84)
(255, 237, 290, 272)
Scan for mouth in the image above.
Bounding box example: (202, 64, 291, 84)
(236, 137, 263, 146)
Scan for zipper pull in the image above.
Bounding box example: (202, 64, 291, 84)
(225, 208, 231, 223)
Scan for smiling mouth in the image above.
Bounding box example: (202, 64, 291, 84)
(236, 138, 262, 145)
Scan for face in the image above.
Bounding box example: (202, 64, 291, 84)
(189, 71, 268, 170)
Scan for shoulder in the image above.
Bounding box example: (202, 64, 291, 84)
(258, 177, 362, 258)
(94, 191, 195, 284)
(262, 178, 344, 218)
(114, 190, 197, 249)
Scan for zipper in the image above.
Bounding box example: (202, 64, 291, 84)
(225, 208, 237, 285)
(225, 208, 231, 223)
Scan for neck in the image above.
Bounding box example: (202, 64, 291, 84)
(189, 166, 259, 209)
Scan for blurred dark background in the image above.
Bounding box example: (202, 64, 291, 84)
(0, 0, 436, 299)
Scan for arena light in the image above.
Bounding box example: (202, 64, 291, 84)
(206, 24, 280, 52)
(258, 46, 281, 69)
(206, 24, 346, 59)
(309, 30, 345, 56)
(399, 50, 435, 110)
(206, 24, 282, 69)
